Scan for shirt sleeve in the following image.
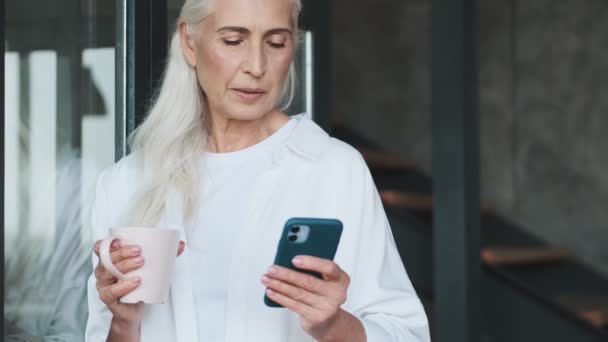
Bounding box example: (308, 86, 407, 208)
(345, 153, 431, 342)
(85, 170, 114, 342)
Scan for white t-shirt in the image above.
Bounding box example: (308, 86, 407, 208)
(86, 113, 430, 342)
(187, 117, 298, 342)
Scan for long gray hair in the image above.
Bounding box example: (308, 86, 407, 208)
(128, 0, 302, 226)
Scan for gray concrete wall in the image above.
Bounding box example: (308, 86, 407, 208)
(332, 0, 608, 275)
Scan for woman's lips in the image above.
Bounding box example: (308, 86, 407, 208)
(232, 88, 266, 102)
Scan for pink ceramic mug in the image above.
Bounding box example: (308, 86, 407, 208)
(99, 226, 180, 304)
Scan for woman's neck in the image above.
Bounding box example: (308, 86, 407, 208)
(206, 110, 290, 153)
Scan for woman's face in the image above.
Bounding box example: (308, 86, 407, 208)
(181, 0, 296, 122)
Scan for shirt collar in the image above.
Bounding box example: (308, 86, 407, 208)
(283, 113, 331, 161)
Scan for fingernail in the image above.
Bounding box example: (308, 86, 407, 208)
(292, 257, 303, 266)
(267, 266, 278, 275)
(266, 288, 275, 295)
(132, 277, 141, 283)
(134, 257, 144, 264)
(131, 247, 141, 255)
(111, 240, 121, 250)
(261, 275, 270, 283)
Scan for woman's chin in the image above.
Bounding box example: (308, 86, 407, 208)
(222, 104, 278, 122)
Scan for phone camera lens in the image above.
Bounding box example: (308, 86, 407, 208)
(290, 226, 300, 233)
(288, 235, 298, 242)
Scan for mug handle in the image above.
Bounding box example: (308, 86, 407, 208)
(99, 237, 128, 281)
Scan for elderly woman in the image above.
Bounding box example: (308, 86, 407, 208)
(85, 0, 430, 341)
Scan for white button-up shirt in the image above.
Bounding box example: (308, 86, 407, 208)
(85, 114, 430, 342)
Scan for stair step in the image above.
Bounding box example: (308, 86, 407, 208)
(380, 190, 493, 211)
(380, 190, 433, 210)
(358, 148, 416, 170)
(579, 310, 606, 328)
(557, 295, 608, 328)
(481, 247, 572, 266)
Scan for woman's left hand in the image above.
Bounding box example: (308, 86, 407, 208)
(261, 255, 365, 341)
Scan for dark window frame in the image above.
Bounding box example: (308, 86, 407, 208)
(116, 0, 168, 159)
(431, 0, 481, 341)
(300, 0, 332, 131)
(1, 0, 6, 336)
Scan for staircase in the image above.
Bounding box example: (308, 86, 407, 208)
(333, 125, 608, 342)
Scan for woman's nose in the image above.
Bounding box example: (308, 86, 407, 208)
(243, 43, 267, 78)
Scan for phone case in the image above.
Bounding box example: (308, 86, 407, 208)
(264, 217, 343, 308)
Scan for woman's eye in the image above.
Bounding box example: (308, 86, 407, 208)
(268, 41, 286, 49)
(223, 39, 242, 46)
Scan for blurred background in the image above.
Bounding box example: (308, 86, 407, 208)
(3, 0, 608, 341)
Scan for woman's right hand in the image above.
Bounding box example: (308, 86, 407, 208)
(92, 239, 146, 329)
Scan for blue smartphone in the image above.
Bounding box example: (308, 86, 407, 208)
(264, 217, 343, 308)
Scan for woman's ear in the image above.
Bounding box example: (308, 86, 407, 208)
(179, 22, 197, 67)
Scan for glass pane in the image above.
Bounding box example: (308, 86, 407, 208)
(4, 1, 116, 340)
